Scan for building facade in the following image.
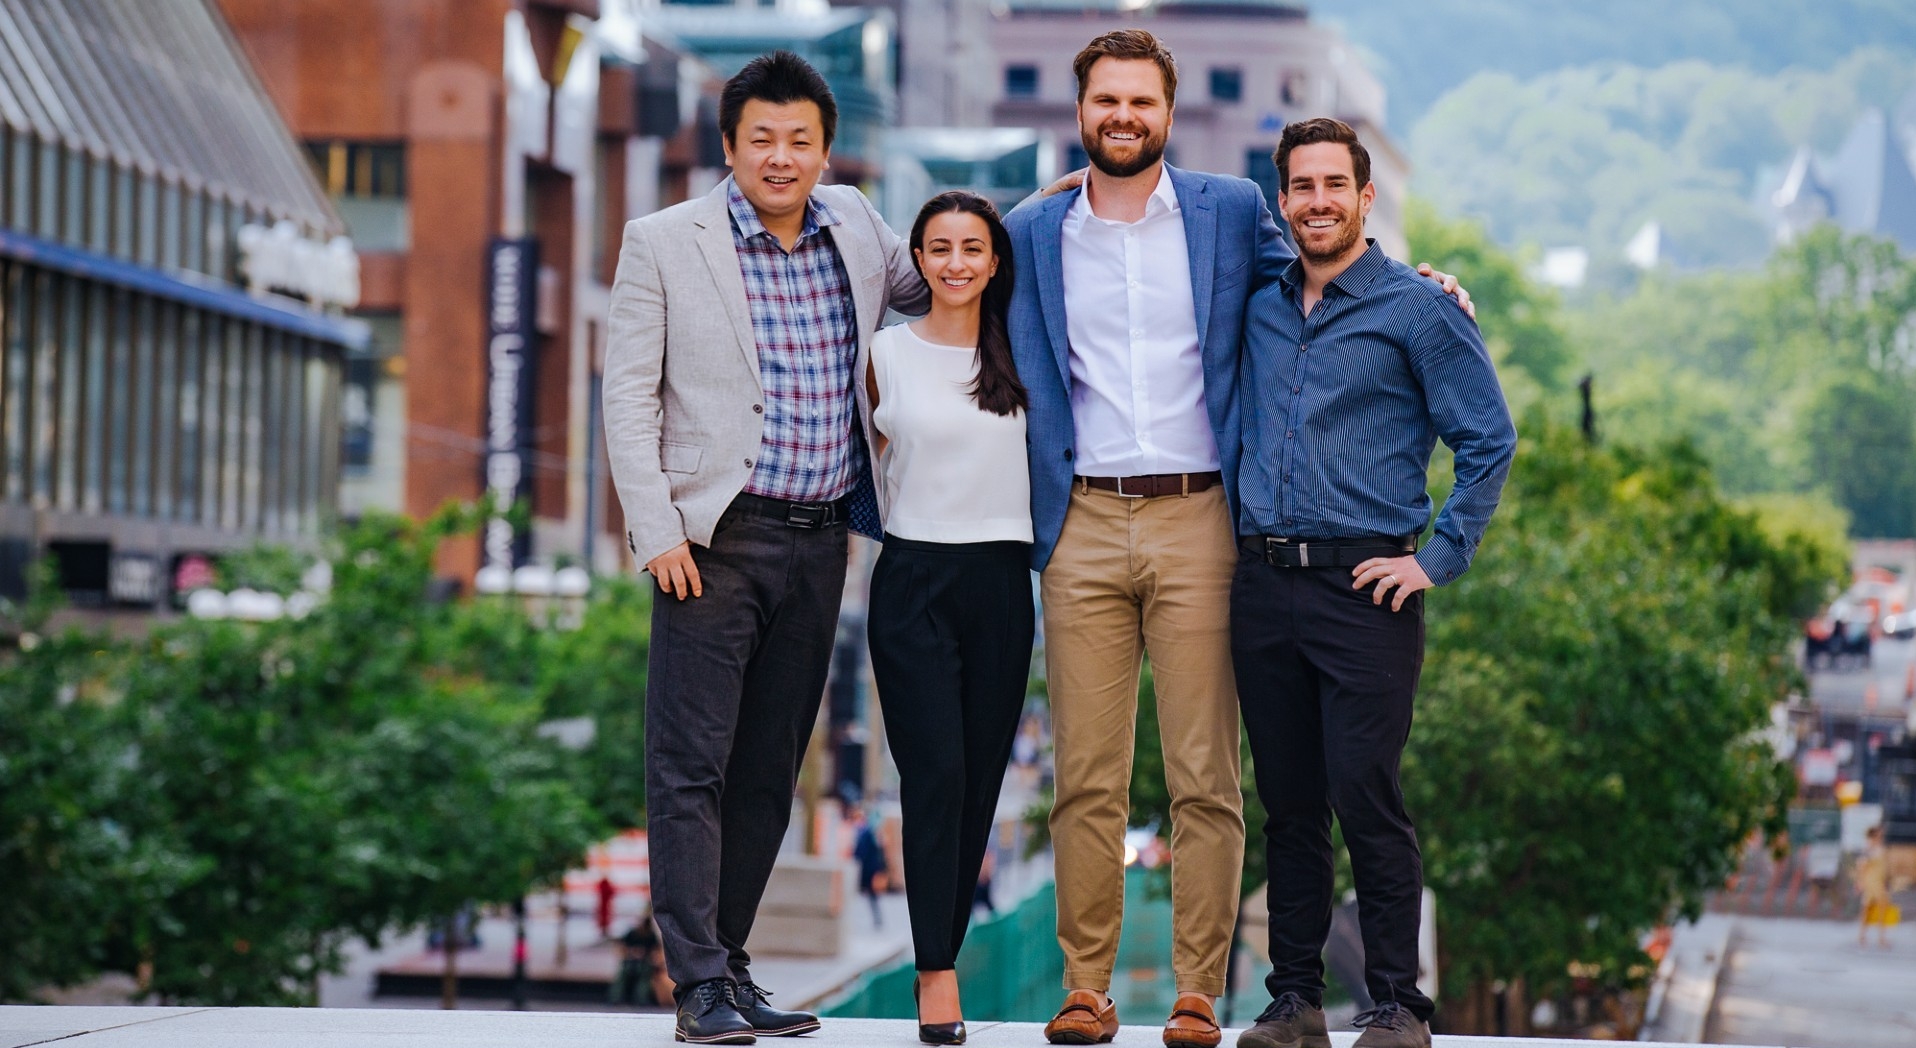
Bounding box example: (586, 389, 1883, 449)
(0, 0, 360, 611)
(988, 0, 1410, 259)
(218, 0, 723, 582)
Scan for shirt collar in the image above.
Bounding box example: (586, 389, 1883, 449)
(1278, 238, 1387, 298)
(725, 176, 844, 242)
(1067, 163, 1181, 226)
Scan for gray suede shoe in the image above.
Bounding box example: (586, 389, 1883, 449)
(1236, 992, 1330, 1048)
(1351, 1002, 1430, 1048)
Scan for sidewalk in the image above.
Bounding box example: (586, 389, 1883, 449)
(322, 792, 1053, 1012)
(1706, 915, 1916, 1048)
(0, 1007, 1796, 1048)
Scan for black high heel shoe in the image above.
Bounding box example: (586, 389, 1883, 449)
(914, 975, 967, 1045)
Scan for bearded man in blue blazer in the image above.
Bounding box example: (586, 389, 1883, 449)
(1004, 30, 1468, 1048)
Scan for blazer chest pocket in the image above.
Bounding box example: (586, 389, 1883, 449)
(661, 441, 703, 474)
(1215, 259, 1249, 290)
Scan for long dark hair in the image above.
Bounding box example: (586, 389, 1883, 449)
(907, 191, 1028, 416)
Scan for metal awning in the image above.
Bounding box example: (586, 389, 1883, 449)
(0, 0, 339, 235)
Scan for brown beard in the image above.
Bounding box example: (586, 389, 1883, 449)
(1292, 211, 1362, 264)
(1082, 119, 1167, 178)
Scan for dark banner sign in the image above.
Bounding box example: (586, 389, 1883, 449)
(484, 236, 539, 571)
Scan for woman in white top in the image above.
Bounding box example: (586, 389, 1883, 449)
(865, 191, 1033, 1046)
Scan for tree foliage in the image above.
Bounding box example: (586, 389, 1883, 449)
(1406, 48, 1916, 269)
(0, 509, 653, 1004)
(1313, 0, 1916, 137)
(1571, 225, 1916, 536)
(1411, 424, 1840, 1017)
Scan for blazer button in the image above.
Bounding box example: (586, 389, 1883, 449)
(1063, 449, 1074, 461)
(752, 404, 763, 414)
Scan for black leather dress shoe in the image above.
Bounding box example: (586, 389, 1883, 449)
(675, 979, 756, 1045)
(734, 981, 821, 1037)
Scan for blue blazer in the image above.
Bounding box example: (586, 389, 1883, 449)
(1005, 165, 1294, 571)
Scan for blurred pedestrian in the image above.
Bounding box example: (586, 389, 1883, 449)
(614, 906, 671, 1006)
(972, 848, 998, 917)
(1856, 824, 1898, 948)
(596, 875, 617, 940)
(852, 805, 887, 929)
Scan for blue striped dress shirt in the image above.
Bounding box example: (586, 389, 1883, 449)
(1237, 240, 1517, 585)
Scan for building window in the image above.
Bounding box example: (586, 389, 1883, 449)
(1210, 67, 1243, 104)
(1247, 147, 1280, 212)
(304, 141, 408, 251)
(1280, 71, 1309, 107)
(1004, 65, 1039, 100)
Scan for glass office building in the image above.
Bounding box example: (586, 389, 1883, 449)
(0, 0, 363, 610)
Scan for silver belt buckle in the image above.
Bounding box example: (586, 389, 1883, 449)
(1113, 476, 1146, 499)
(1297, 541, 1311, 567)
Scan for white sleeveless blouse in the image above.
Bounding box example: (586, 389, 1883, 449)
(870, 323, 1033, 544)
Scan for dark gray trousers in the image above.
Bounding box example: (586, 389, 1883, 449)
(645, 502, 849, 993)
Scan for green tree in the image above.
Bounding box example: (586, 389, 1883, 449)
(1795, 373, 1916, 537)
(0, 569, 196, 1002)
(104, 510, 603, 1004)
(1411, 424, 1842, 1033)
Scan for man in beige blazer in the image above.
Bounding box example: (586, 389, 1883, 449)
(602, 51, 926, 1045)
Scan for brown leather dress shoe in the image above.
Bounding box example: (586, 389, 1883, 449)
(1045, 990, 1119, 1045)
(1163, 993, 1222, 1048)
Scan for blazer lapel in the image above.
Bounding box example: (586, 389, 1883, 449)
(826, 206, 882, 339)
(1033, 190, 1077, 386)
(690, 186, 759, 375)
(1171, 167, 1218, 351)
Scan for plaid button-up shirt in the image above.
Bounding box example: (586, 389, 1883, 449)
(727, 178, 864, 505)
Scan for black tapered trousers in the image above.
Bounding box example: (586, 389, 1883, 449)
(1231, 544, 1436, 1022)
(868, 535, 1035, 972)
(645, 501, 848, 994)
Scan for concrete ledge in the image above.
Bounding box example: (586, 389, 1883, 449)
(0, 1007, 1790, 1047)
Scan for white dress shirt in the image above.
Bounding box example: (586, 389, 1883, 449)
(1061, 166, 1217, 478)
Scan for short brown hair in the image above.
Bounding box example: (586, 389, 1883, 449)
(1274, 117, 1371, 191)
(1073, 29, 1178, 108)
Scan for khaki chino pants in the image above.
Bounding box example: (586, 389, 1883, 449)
(1043, 482, 1244, 997)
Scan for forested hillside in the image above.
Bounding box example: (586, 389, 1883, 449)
(1408, 49, 1916, 270)
(1311, 0, 1916, 131)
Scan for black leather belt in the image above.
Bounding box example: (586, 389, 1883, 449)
(1242, 534, 1417, 568)
(733, 492, 847, 530)
(1077, 471, 1222, 498)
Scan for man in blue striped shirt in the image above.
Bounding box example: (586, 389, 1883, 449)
(1232, 119, 1516, 1048)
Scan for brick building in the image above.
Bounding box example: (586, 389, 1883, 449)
(217, 0, 721, 581)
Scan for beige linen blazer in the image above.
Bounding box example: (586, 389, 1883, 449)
(603, 180, 929, 567)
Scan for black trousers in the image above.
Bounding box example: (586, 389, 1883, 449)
(645, 501, 849, 993)
(868, 535, 1035, 971)
(1230, 544, 1435, 1021)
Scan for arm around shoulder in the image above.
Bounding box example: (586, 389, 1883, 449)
(851, 187, 930, 317)
(602, 218, 689, 566)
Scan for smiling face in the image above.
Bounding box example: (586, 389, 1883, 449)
(1076, 57, 1172, 179)
(913, 210, 998, 312)
(1279, 140, 1375, 267)
(723, 98, 830, 229)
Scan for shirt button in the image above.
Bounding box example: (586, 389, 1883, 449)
(752, 404, 763, 414)
(1286, 430, 1294, 439)
(1300, 343, 1309, 352)
(744, 459, 754, 468)
(1292, 386, 1301, 393)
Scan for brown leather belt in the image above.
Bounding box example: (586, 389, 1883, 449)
(1076, 471, 1222, 498)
